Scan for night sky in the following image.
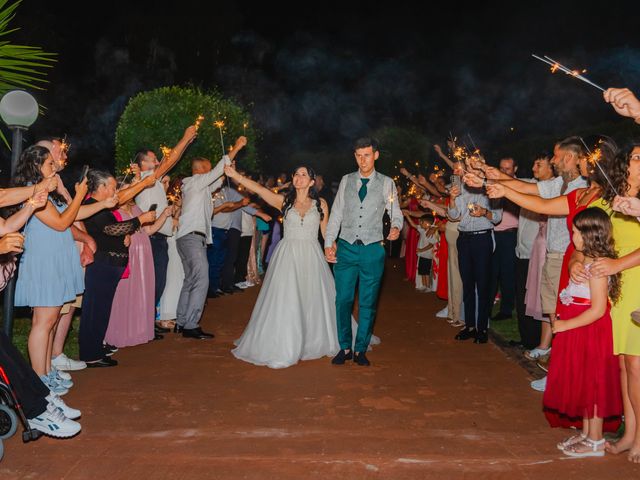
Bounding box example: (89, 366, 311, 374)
(3, 0, 639, 179)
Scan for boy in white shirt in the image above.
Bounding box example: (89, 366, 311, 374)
(404, 212, 438, 291)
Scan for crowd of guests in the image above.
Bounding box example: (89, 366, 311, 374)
(0, 86, 639, 464)
(395, 87, 640, 461)
(0, 125, 327, 440)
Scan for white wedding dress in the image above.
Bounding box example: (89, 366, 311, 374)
(232, 201, 380, 369)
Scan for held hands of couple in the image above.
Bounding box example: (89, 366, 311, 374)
(324, 243, 337, 264)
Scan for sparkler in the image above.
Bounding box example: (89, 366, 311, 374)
(243, 121, 248, 136)
(160, 144, 172, 160)
(213, 120, 226, 155)
(467, 133, 478, 152)
(194, 114, 205, 132)
(121, 165, 134, 185)
(531, 54, 605, 92)
(579, 137, 619, 196)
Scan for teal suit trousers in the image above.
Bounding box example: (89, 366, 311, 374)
(334, 238, 385, 352)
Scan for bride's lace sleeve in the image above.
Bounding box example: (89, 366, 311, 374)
(103, 218, 141, 236)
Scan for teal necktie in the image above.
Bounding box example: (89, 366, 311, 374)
(359, 178, 369, 202)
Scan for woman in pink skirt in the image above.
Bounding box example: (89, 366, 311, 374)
(105, 189, 173, 348)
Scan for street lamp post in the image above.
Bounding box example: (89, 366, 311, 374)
(0, 90, 38, 339)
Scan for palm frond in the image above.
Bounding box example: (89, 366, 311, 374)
(0, 0, 56, 148)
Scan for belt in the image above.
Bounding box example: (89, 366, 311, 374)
(496, 228, 517, 233)
(191, 231, 206, 238)
(149, 233, 169, 239)
(458, 229, 491, 236)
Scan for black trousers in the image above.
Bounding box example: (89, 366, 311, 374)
(234, 235, 253, 284)
(149, 235, 169, 307)
(490, 229, 517, 315)
(79, 260, 125, 362)
(0, 332, 48, 419)
(457, 231, 493, 332)
(221, 228, 241, 290)
(516, 258, 541, 349)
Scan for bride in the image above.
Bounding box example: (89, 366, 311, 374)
(224, 164, 378, 368)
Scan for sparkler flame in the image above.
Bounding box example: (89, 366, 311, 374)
(533, 54, 604, 92)
(160, 145, 172, 159)
(194, 114, 205, 132)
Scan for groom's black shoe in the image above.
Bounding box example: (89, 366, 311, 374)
(354, 352, 370, 366)
(331, 350, 353, 365)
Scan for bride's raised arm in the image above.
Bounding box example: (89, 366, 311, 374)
(224, 165, 284, 210)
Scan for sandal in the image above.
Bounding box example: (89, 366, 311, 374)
(563, 438, 605, 458)
(556, 432, 586, 451)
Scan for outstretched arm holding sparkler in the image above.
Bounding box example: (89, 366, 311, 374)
(433, 144, 457, 170)
(223, 164, 284, 211)
(417, 199, 448, 217)
(603, 88, 640, 124)
(154, 125, 199, 180)
(0, 176, 57, 207)
(116, 173, 157, 206)
(399, 167, 429, 194)
(485, 182, 572, 216)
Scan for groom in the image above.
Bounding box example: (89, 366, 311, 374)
(324, 137, 403, 366)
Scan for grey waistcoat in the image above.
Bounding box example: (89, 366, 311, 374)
(339, 172, 386, 245)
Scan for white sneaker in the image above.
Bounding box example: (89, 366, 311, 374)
(49, 369, 73, 389)
(40, 374, 68, 396)
(51, 366, 72, 382)
(52, 353, 87, 371)
(524, 347, 551, 361)
(28, 404, 81, 438)
(436, 306, 449, 318)
(46, 392, 81, 420)
(235, 281, 249, 289)
(244, 280, 256, 288)
(531, 376, 547, 392)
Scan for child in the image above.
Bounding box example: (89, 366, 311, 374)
(403, 212, 437, 291)
(545, 207, 623, 457)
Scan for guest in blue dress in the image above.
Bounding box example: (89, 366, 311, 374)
(13, 146, 113, 388)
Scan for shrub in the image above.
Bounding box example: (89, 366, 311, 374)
(115, 86, 257, 176)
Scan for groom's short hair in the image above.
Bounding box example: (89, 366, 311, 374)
(353, 137, 379, 152)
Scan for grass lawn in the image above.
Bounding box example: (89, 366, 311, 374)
(1, 313, 80, 362)
(490, 302, 520, 343)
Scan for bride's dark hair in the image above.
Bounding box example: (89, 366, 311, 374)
(281, 165, 324, 220)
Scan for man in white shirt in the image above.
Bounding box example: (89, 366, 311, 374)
(175, 136, 246, 339)
(134, 125, 198, 336)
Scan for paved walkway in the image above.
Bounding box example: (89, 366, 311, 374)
(1, 259, 636, 479)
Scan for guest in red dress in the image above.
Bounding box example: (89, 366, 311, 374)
(544, 207, 622, 458)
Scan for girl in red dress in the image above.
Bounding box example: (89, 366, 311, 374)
(545, 207, 623, 457)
